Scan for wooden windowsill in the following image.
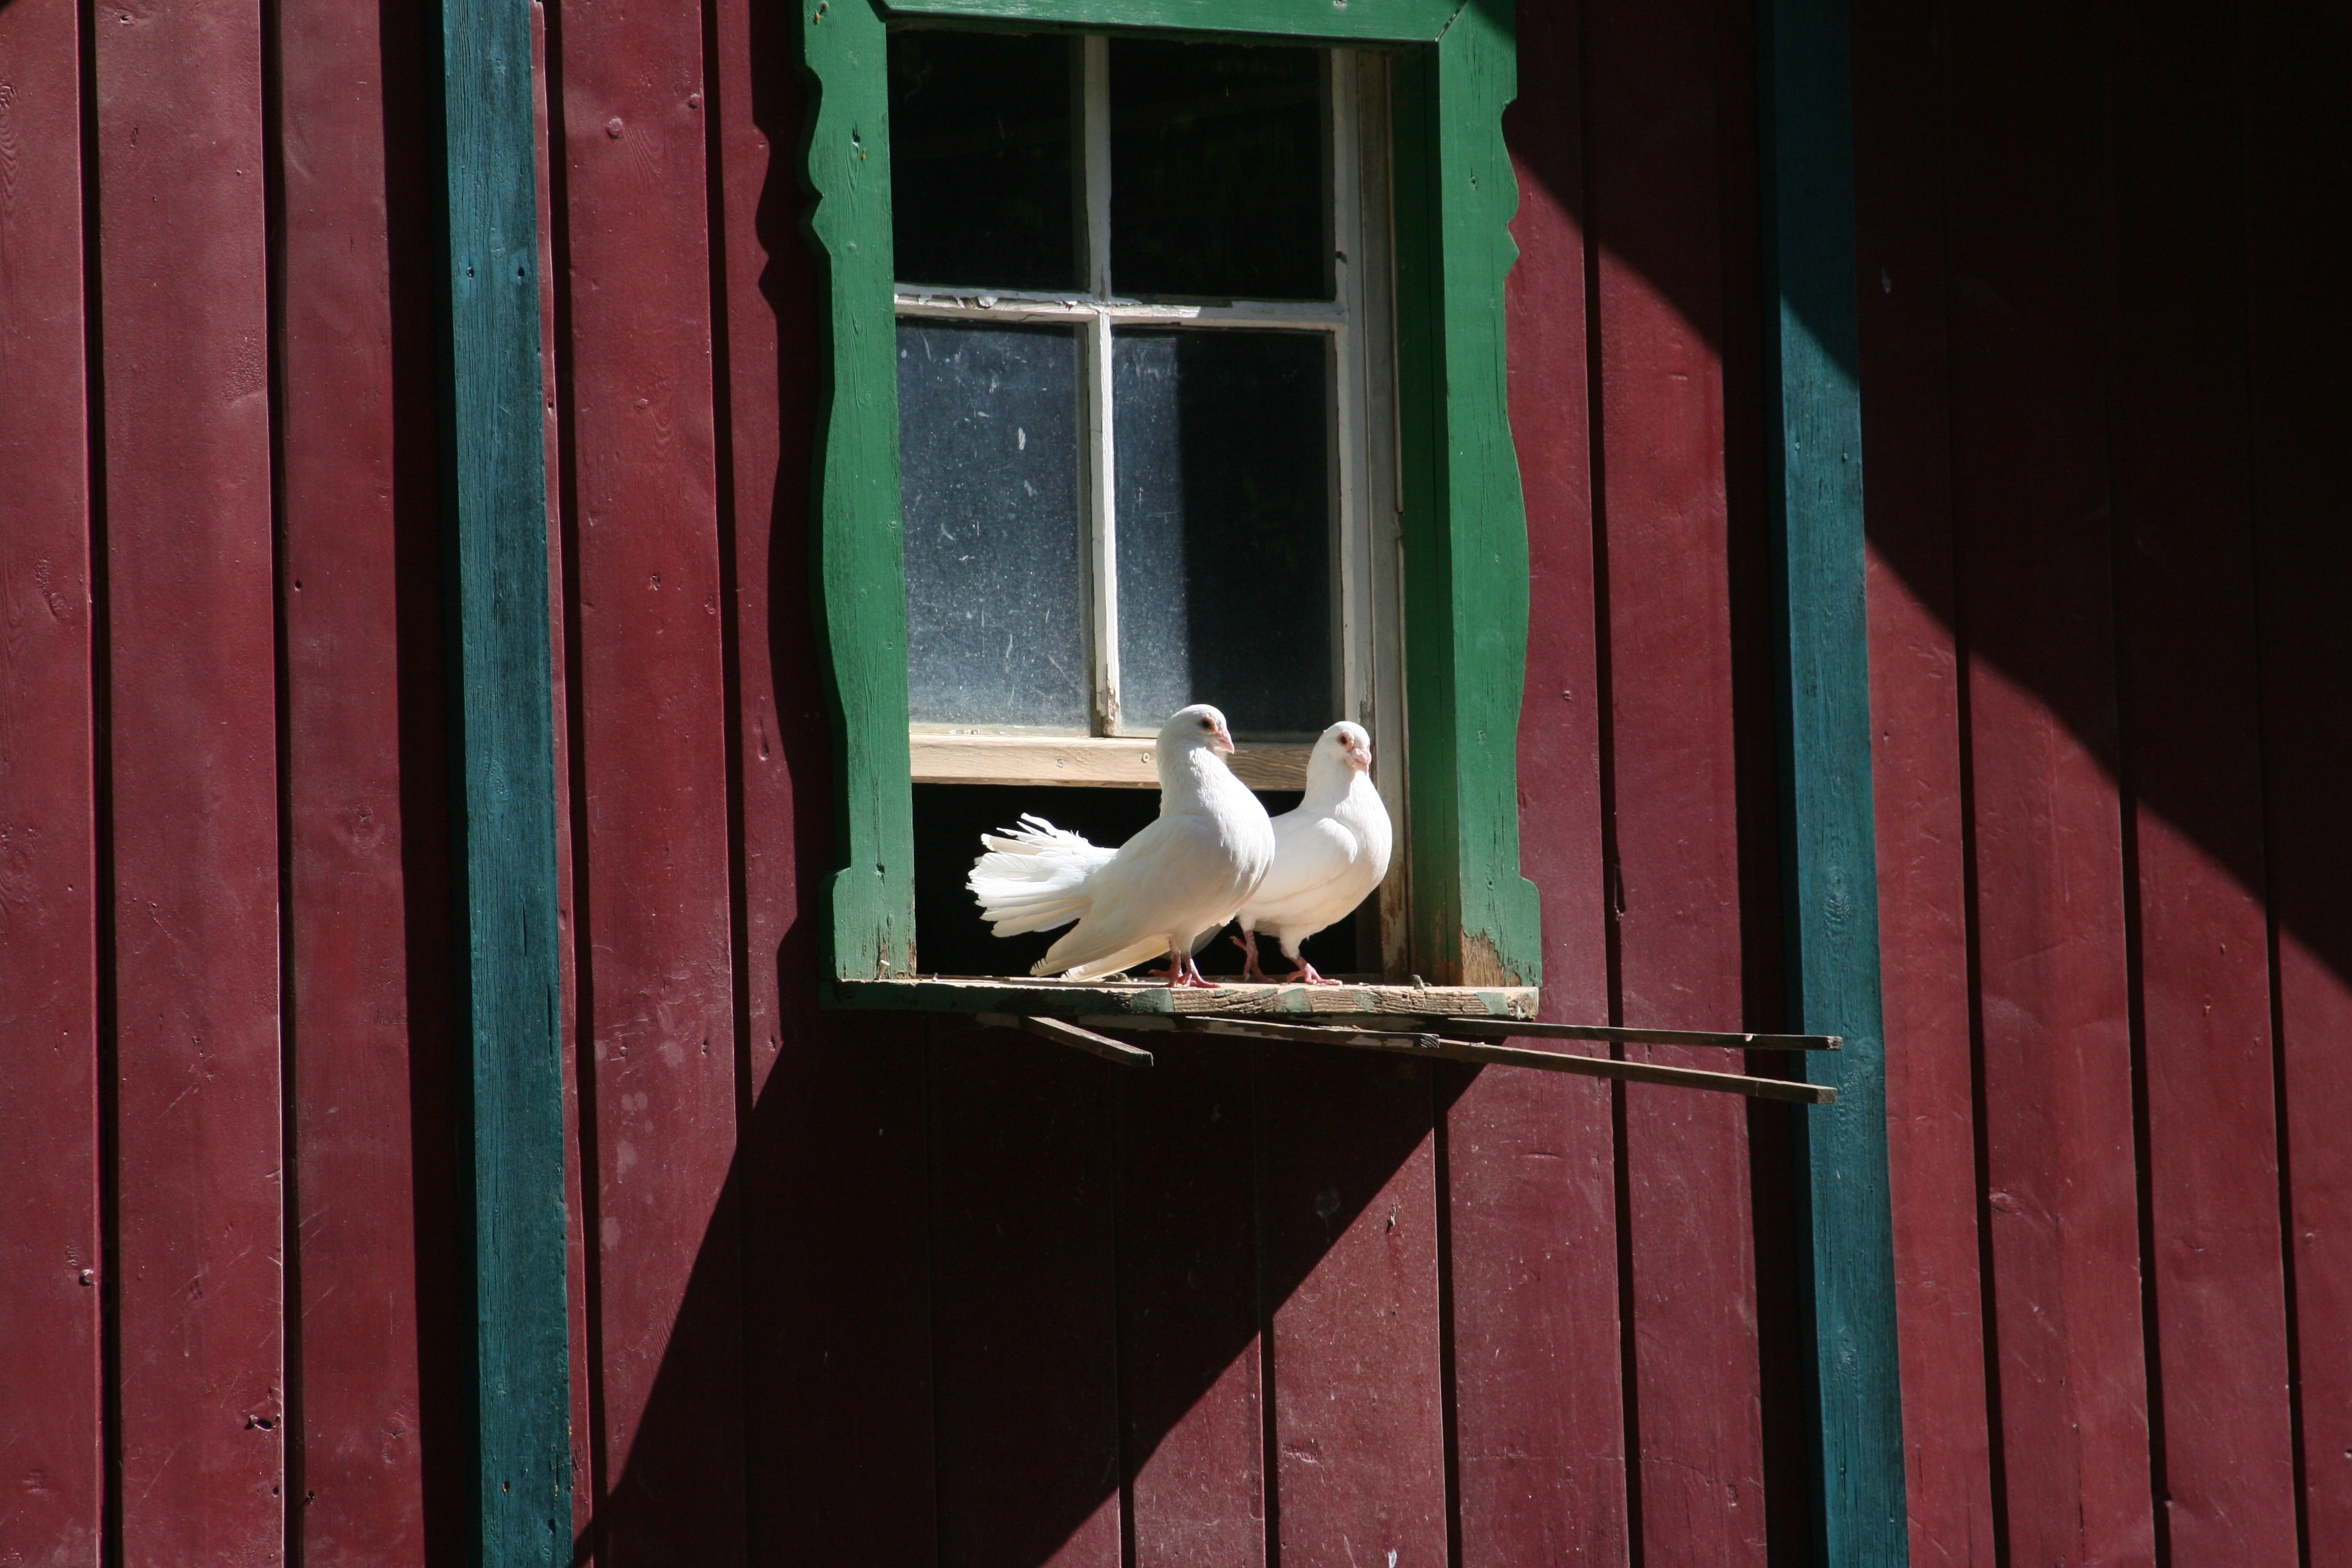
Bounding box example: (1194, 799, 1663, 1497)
(910, 731, 1314, 790)
(831, 975, 1541, 1021)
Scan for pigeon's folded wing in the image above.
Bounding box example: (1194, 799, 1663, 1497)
(1038, 813, 1246, 979)
(1241, 814, 1361, 925)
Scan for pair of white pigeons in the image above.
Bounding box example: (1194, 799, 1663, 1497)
(967, 705, 1393, 988)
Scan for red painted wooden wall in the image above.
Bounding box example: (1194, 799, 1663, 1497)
(2, 0, 2346, 1563)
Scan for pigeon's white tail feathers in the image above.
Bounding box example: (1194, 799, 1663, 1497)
(967, 814, 1117, 937)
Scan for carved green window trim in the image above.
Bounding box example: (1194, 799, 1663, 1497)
(800, 0, 1541, 990)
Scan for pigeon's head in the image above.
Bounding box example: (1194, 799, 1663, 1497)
(1322, 721, 1374, 774)
(1162, 703, 1236, 756)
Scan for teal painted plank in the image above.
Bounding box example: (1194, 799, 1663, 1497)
(881, 0, 1460, 44)
(1756, 0, 1909, 1558)
(434, 0, 574, 1561)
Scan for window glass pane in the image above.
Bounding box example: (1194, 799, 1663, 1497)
(899, 321, 1090, 728)
(1114, 329, 1333, 736)
(1109, 40, 1327, 301)
(889, 31, 1076, 292)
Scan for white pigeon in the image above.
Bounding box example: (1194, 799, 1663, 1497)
(967, 704, 1276, 987)
(1232, 720, 1392, 985)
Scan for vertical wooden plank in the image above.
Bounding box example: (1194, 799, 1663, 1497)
(1118, 1040, 1265, 1568)
(1754, 0, 1909, 1555)
(1582, 0, 1769, 1555)
(546, 0, 745, 1554)
(436, 0, 573, 1553)
(1848, 0, 1998, 1555)
(90, 0, 286, 1554)
(2245, 2, 2352, 1557)
(929, 1033, 1122, 1568)
(0, 1, 103, 1559)
(1939, 3, 2155, 1561)
(2104, 4, 2301, 1562)
(705, 0, 941, 1552)
(1260, 1053, 1448, 1568)
(1440, 0, 1632, 1558)
(275, 0, 459, 1555)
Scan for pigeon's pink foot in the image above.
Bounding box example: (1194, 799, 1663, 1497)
(1230, 930, 1269, 981)
(1167, 952, 1218, 988)
(1285, 958, 1339, 986)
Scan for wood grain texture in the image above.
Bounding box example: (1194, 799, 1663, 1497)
(1117, 1039, 1266, 1568)
(2245, 2, 2352, 1556)
(909, 733, 1311, 790)
(546, 0, 746, 1553)
(276, 0, 457, 1555)
(1939, 2, 2154, 1559)
(1259, 1052, 1449, 1568)
(1389, 14, 1544, 987)
(799, 0, 916, 981)
(91, 0, 287, 1555)
(1847, 0, 1996, 1555)
(1754, 0, 1908, 1552)
(2105, 2, 2299, 1560)
(1583, 0, 1769, 1555)
(437, 0, 574, 1553)
(929, 1031, 1123, 1568)
(0, 1, 103, 1559)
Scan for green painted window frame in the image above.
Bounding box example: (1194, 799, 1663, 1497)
(801, 0, 1543, 991)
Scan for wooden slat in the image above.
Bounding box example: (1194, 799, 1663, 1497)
(436, 0, 574, 1552)
(91, 0, 286, 1555)
(275, 0, 452, 1555)
(1755, 0, 1911, 1551)
(1940, 1, 2157, 1557)
(702, 0, 942, 1551)
(1435, 1017, 1837, 1051)
(1116, 1039, 1267, 1568)
(2245, 5, 2352, 1557)
(1583, 0, 1771, 1550)
(930, 1030, 1123, 1568)
(1437, 4, 1635, 1549)
(1849, 0, 1998, 1555)
(835, 976, 1538, 1020)
(985, 1013, 1155, 1067)
(2105, 3, 2301, 1561)
(910, 732, 1311, 791)
(1258, 1051, 1449, 1567)
(0, 0, 103, 1559)
(549, 0, 746, 1553)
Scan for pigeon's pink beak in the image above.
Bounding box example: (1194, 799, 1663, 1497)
(1349, 740, 1371, 771)
(1213, 722, 1235, 754)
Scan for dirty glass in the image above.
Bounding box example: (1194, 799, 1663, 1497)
(898, 321, 1091, 728)
(889, 31, 1077, 292)
(1112, 329, 1333, 736)
(1108, 39, 1327, 301)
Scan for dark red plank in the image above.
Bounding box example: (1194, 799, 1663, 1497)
(1117, 1039, 1265, 1568)
(930, 1031, 1122, 1568)
(2245, 4, 2352, 1558)
(547, 0, 746, 1556)
(1583, 0, 1769, 1555)
(274, 0, 458, 1557)
(91, 0, 286, 1556)
(1939, 4, 2155, 1561)
(700, 0, 942, 1553)
(2105, 5, 2301, 1562)
(1847, 0, 1998, 1557)
(1260, 1052, 1448, 1568)
(0, 1, 103, 1560)
(1440, 5, 1631, 1560)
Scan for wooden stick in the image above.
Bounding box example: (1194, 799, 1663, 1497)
(1096, 1015, 1834, 1103)
(980, 1013, 1155, 1068)
(1431, 1017, 1841, 1051)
